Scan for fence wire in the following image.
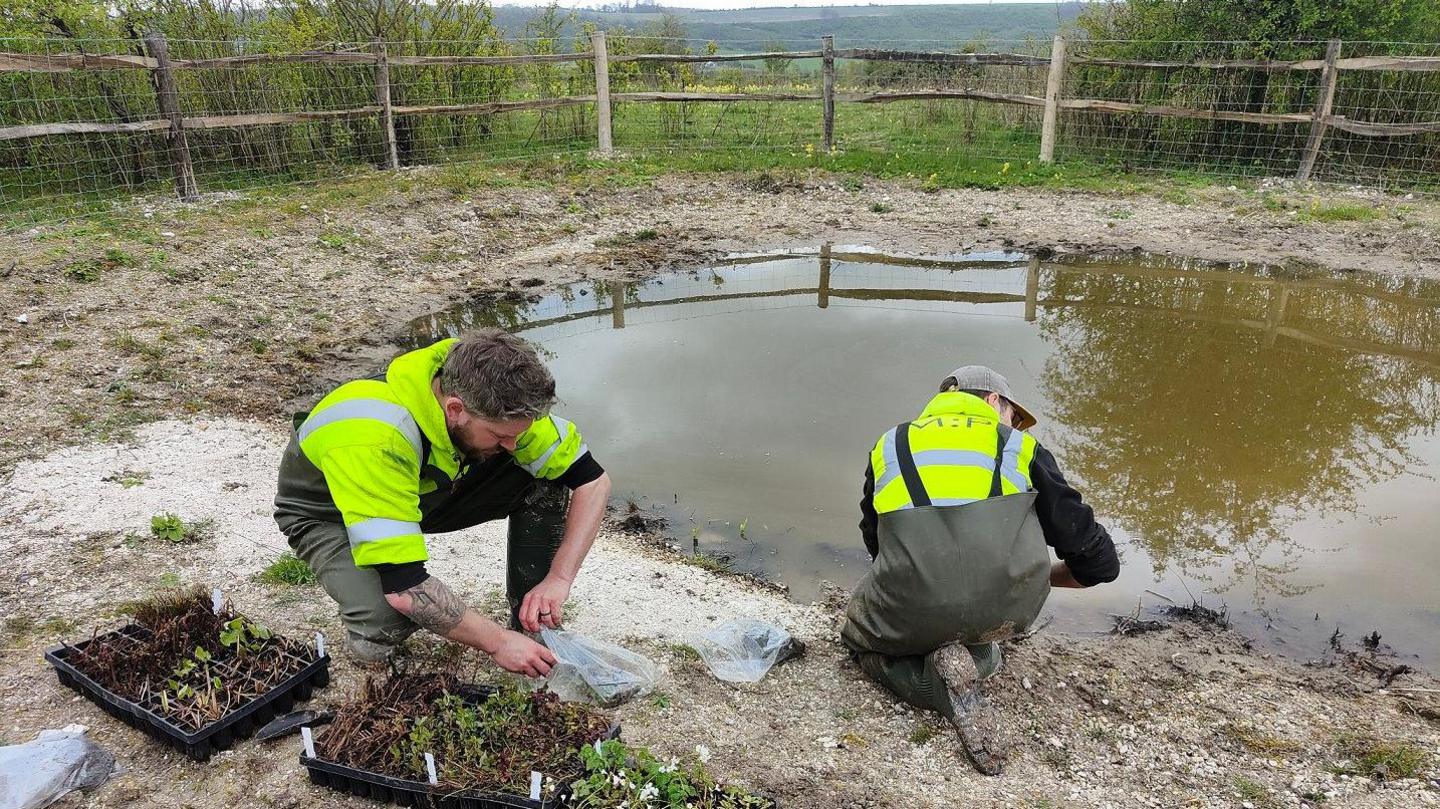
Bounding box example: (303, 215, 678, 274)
(5, 35, 1440, 227)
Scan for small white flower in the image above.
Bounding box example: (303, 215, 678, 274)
(639, 783, 659, 800)
(695, 744, 711, 763)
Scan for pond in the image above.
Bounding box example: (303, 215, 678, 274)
(407, 247, 1440, 667)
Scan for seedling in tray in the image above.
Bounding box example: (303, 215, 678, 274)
(303, 673, 774, 808)
(305, 673, 616, 808)
(45, 587, 329, 760)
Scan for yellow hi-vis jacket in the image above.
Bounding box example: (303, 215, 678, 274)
(869, 391, 1038, 513)
(283, 339, 589, 567)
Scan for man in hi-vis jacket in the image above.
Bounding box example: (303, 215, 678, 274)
(275, 329, 611, 676)
(843, 365, 1119, 774)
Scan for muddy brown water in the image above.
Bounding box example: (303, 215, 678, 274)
(407, 248, 1440, 667)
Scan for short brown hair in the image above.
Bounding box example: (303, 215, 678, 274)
(439, 329, 556, 420)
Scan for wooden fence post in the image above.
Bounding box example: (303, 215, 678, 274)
(143, 31, 198, 201)
(817, 242, 832, 309)
(591, 31, 613, 155)
(1024, 256, 1040, 322)
(1296, 39, 1342, 182)
(822, 35, 835, 153)
(1039, 35, 1067, 164)
(374, 38, 399, 170)
(610, 281, 625, 328)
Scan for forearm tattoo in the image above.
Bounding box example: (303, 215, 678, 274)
(401, 576, 467, 635)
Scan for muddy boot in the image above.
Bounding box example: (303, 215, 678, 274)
(931, 643, 1009, 776)
(345, 632, 400, 666)
(506, 481, 569, 631)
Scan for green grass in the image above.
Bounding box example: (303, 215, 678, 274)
(3, 98, 1274, 234)
(663, 642, 702, 662)
(258, 552, 317, 586)
(1334, 737, 1430, 780)
(1225, 722, 1304, 755)
(1233, 776, 1279, 808)
(1301, 201, 1383, 223)
(684, 551, 734, 574)
(149, 513, 214, 544)
(908, 724, 938, 745)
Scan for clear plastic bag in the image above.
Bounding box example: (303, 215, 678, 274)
(539, 629, 661, 707)
(690, 618, 804, 684)
(0, 726, 119, 809)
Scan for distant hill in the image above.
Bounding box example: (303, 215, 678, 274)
(490, 3, 1083, 51)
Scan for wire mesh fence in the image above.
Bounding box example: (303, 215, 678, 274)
(5, 33, 1440, 227)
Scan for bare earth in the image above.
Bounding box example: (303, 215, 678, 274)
(1, 166, 1438, 807)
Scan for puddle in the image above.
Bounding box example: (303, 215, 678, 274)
(408, 247, 1440, 667)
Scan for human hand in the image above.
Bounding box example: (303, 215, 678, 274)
(519, 574, 572, 632)
(489, 629, 558, 677)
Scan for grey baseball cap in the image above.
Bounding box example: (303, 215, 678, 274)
(944, 365, 1037, 430)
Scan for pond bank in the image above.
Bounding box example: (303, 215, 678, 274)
(0, 419, 1436, 808)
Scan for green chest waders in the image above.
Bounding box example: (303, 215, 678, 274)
(842, 425, 1052, 659)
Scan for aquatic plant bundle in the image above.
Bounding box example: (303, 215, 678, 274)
(316, 673, 613, 796)
(67, 587, 318, 731)
(568, 740, 773, 809)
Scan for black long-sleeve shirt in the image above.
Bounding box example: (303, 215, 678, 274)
(859, 442, 1119, 587)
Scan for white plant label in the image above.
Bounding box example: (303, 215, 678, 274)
(315, 631, 326, 657)
(211, 588, 223, 615)
(301, 726, 315, 758)
(529, 771, 542, 800)
(425, 752, 438, 785)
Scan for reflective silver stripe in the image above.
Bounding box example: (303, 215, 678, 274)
(298, 398, 423, 462)
(1000, 428, 1029, 492)
(875, 428, 901, 492)
(891, 496, 979, 511)
(346, 517, 423, 547)
(931, 497, 982, 507)
(522, 415, 573, 475)
(910, 449, 996, 471)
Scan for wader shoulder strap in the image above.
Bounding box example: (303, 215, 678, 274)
(990, 425, 1012, 498)
(892, 422, 931, 508)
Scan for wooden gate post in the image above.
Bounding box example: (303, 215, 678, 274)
(591, 31, 613, 155)
(1296, 39, 1342, 182)
(374, 38, 399, 170)
(143, 31, 198, 201)
(822, 36, 836, 153)
(1039, 35, 1067, 164)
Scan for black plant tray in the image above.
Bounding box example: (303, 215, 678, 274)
(301, 685, 619, 809)
(46, 623, 330, 761)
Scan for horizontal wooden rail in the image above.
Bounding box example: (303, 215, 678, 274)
(1058, 98, 1313, 125)
(848, 89, 1047, 107)
(836, 49, 1050, 67)
(1327, 116, 1440, 136)
(613, 91, 820, 102)
(385, 52, 592, 67)
(611, 50, 820, 64)
(0, 119, 170, 140)
(0, 51, 158, 71)
(1072, 56, 1325, 71)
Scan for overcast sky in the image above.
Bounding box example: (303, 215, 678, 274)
(490, 0, 1068, 10)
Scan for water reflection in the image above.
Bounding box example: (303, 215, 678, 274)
(1035, 256, 1440, 606)
(406, 248, 1440, 661)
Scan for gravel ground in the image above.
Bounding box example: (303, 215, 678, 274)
(0, 419, 1436, 808)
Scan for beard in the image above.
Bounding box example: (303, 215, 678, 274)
(448, 423, 492, 460)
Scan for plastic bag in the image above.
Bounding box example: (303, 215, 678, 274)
(0, 725, 119, 809)
(539, 629, 661, 707)
(690, 618, 804, 684)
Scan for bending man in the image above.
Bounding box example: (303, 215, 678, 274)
(274, 329, 611, 677)
(842, 365, 1119, 774)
